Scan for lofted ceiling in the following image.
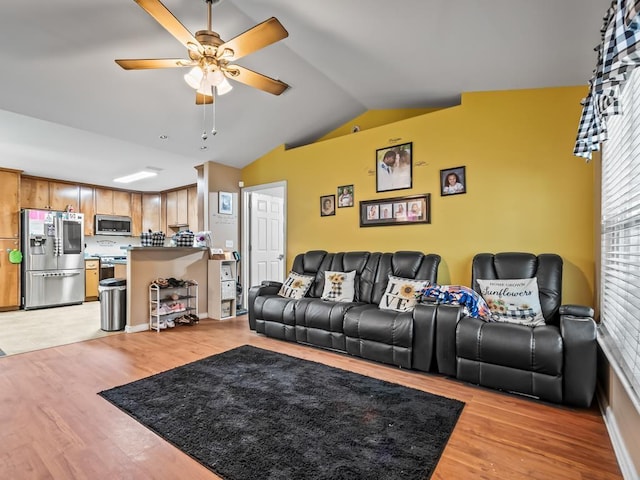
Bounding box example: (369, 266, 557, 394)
(0, 0, 608, 192)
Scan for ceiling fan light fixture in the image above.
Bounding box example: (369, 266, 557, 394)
(184, 67, 203, 89)
(216, 77, 233, 95)
(208, 68, 225, 86)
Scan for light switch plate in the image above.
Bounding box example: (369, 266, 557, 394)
(225, 240, 233, 248)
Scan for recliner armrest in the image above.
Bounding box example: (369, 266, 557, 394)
(247, 282, 283, 330)
(560, 315, 597, 407)
(559, 304, 594, 318)
(433, 304, 464, 377)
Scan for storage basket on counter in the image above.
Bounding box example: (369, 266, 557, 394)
(151, 232, 166, 246)
(140, 231, 153, 247)
(173, 230, 194, 247)
(141, 230, 166, 247)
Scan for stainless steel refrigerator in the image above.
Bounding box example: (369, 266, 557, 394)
(21, 209, 85, 310)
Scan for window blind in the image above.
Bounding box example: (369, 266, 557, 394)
(601, 66, 640, 401)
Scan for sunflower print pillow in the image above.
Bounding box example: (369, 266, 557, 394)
(278, 272, 315, 299)
(476, 277, 545, 326)
(320, 270, 357, 302)
(379, 276, 431, 312)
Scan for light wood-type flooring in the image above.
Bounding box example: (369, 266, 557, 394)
(0, 315, 622, 479)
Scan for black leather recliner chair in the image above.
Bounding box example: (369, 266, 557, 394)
(429, 252, 597, 407)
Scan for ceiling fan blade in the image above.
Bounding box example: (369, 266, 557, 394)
(135, 0, 202, 52)
(228, 65, 289, 95)
(217, 17, 288, 62)
(115, 58, 195, 70)
(196, 92, 214, 105)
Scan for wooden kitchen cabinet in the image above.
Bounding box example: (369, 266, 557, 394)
(49, 182, 80, 212)
(95, 188, 131, 216)
(79, 186, 96, 236)
(166, 187, 193, 229)
(0, 238, 20, 310)
(20, 177, 50, 209)
(85, 259, 99, 301)
(20, 177, 79, 212)
(131, 193, 142, 236)
(0, 169, 19, 239)
(142, 193, 161, 233)
(188, 186, 198, 232)
(113, 191, 132, 216)
(165, 190, 178, 227)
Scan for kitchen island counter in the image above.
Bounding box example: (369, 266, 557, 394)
(126, 247, 209, 331)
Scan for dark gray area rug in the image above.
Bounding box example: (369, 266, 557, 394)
(99, 345, 464, 480)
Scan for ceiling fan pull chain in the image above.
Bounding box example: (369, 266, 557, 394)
(202, 90, 208, 141)
(212, 89, 217, 136)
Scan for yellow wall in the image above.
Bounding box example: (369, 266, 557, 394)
(317, 108, 445, 141)
(242, 86, 595, 306)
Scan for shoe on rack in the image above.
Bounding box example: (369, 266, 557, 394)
(151, 319, 167, 330)
(175, 315, 194, 326)
(169, 302, 185, 313)
(151, 304, 171, 316)
(187, 313, 200, 324)
(166, 318, 176, 328)
(153, 278, 169, 288)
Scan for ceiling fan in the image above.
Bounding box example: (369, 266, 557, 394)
(116, 0, 290, 105)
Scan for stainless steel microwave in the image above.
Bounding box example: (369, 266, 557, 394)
(95, 214, 132, 236)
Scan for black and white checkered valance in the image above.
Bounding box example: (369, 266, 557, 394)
(574, 0, 640, 160)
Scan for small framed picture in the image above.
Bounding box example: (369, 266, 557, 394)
(219, 191, 233, 214)
(320, 195, 336, 216)
(376, 142, 412, 192)
(440, 166, 466, 196)
(337, 185, 354, 208)
(360, 194, 430, 227)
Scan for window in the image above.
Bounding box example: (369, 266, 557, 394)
(600, 67, 640, 401)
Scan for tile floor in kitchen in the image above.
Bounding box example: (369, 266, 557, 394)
(0, 301, 123, 356)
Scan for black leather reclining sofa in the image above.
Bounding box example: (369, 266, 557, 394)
(248, 250, 441, 371)
(249, 251, 598, 408)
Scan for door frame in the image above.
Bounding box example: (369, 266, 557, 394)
(241, 180, 287, 311)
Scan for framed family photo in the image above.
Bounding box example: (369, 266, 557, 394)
(376, 142, 413, 193)
(440, 166, 466, 196)
(219, 191, 233, 214)
(360, 194, 430, 227)
(320, 194, 336, 216)
(337, 184, 354, 208)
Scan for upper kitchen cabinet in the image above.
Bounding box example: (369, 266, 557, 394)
(131, 193, 142, 236)
(188, 186, 198, 232)
(165, 188, 189, 228)
(20, 177, 79, 212)
(95, 188, 131, 217)
(79, 186, 95, 236)
(49, 182, 80, 211)
(0, 169, 20, 239)
(142, 193, 161, 233)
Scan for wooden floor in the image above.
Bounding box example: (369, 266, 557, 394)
(0, 316, 622, 480)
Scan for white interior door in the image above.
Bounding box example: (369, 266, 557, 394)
(250, 192, 284, 286)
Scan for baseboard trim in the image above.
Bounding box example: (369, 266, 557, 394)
(597, 386, 638, 480)
(125, 323, 150, 334)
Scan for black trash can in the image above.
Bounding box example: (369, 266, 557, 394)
(99, 278, 127, 331)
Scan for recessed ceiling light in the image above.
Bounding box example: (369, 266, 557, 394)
(113, 171, 158, 183)
(159, 135, 168, 140)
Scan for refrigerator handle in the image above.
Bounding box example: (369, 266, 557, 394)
(54, 216, 62, 257)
